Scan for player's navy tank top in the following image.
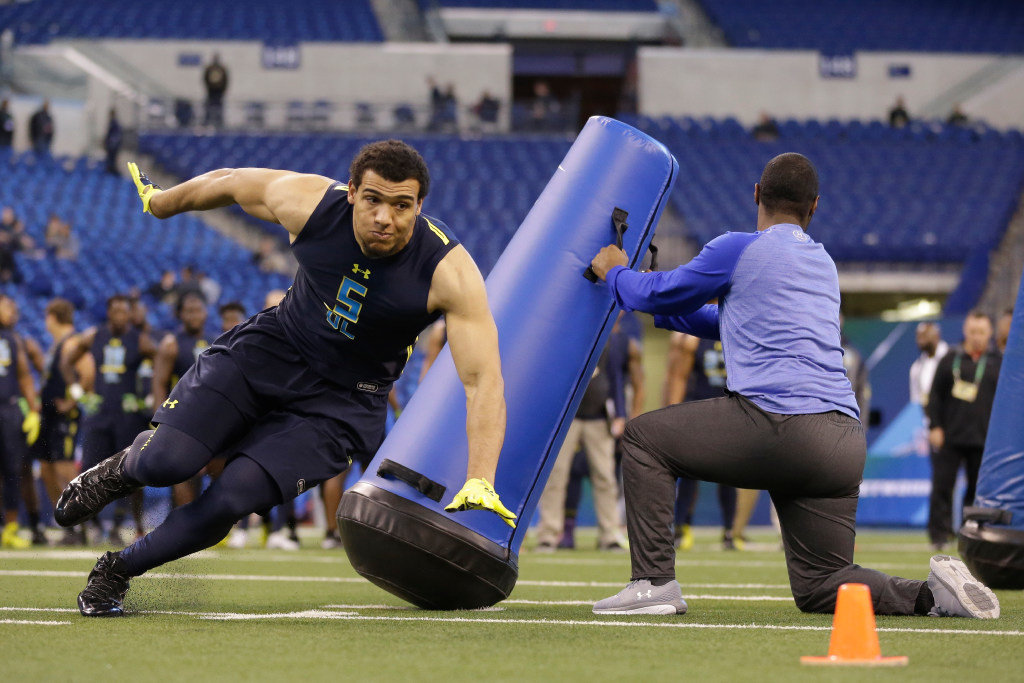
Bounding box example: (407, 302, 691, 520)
(172, 329, 210, 383)
(40, 334, 72, 407)
(0, 327, 22, 402)
(276, 182, 460, 391)
(689, 337, 727, 401)
(91, 326, 141, 411)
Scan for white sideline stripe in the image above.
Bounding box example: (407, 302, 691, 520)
(518, 580, 790, 589)
(0, 570, 792, 591)
(0, 570, 365, 583)
(506, 597, 794, 604)
(0, 618, 71, 625)
(531, 557, 923, 571)
(2, 607, 1020, 636)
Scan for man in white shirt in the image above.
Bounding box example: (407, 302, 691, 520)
(910, 322, 948, 408)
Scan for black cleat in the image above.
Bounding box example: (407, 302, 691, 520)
(55, 449, 138, 527)
(78, 551, 132, 617)
(30, 525, 48, 546)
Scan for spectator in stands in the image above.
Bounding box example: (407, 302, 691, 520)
(927, 311, 1001, 551)
(530, 80, 560, 131)
(0, 206, 21, 283)
(0, 98, 13, 148)
(253, 234, 293, 275)
(196, 268, 221, 305)
(44, 214, 79, 260)
(147, 269, 178, 306)
(203, 54, 229, 129)
(996, 308, 1013, 354)
(888, 96, 910, 128)
(104, 108, 123, 176)
(751, 111, 779, 142)
(947, 104, 969, 127)
(473, 91, 500, 131)
(427, 78, 458, 132)
(175, 265, 205, 304)
(29, 99, 54, 153)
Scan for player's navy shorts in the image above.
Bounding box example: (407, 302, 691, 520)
(152, 308, 388, 501)
(31, 406, 78, 463)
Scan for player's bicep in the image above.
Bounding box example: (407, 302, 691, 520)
(433, 249, 500, 389)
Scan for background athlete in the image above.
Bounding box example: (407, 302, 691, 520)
(56, 139, 512, 616)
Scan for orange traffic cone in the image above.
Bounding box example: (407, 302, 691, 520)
(800, 583, 909, 667)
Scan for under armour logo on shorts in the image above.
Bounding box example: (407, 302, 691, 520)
(162, 399, 178, 409)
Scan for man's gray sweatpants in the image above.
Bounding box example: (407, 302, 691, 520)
(621, 393, 924, 615)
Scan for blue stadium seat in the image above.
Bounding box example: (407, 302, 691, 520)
(0, 0, 384, 44)
(697, 0, 1024, 54)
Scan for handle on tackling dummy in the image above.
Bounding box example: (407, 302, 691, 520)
(584, 207, 629, 282)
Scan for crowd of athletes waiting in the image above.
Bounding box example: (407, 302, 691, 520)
(0, 274, 1009, 552)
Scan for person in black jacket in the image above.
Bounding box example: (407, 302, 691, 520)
(29, 100, 54, 153)
(927, 311, 1001, 551)
(0, 99, 13, 148)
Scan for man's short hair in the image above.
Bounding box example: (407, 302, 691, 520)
(46, 298, 74, 325)
(349, 139, 430, 199)
(107, 293, 131, 310)
(758, 153, 819, 218)
(967, 309, 992, 324)
(176, 290, 207, 318)
(218, 301, 247, 318)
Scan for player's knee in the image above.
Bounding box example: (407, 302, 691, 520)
(791, 581, 834, 614)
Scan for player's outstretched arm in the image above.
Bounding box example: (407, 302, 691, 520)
(429, 246, 516, 527)
(128, 162, 334, 237)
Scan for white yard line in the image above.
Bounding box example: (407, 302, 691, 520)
(2, 606, 1019, 636)
(0, 618, 71, 625)
(0, 570, 794, 591)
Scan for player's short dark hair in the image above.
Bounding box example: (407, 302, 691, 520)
(967, 309, 992, 324)
(46, 298, 74, 325)
(218, 301, 247, 318)
(758, 153, 819, 218)
(176, 290, 207, 318)
(349, 139, 430, 199)
(106, 293, 131, 311)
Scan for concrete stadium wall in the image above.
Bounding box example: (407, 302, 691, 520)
(94, 39, 512, 126)
(638, 48, 1023, 128)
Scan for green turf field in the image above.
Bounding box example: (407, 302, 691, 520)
(2, 528, 1020, 682)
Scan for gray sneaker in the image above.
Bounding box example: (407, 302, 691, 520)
(592, 579, 688, 615)
(927, 555, 1000, 619)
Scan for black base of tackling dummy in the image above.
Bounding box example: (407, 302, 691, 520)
(959, 518, 1024, 590)
(338, 482, 518, 609)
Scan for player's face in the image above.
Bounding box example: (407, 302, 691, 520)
(108, 301, 130, 332)
(962, 316, 992, 355)
(348, 170, 423, 258)
(180, 297, 207, 333)
(220, 311, 244, 333)
(0, 298, 17, 327)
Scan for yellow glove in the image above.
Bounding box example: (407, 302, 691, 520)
(22, 410, 40, 447)
(444, 478, 517, 528)
(127, 161, 163, 214)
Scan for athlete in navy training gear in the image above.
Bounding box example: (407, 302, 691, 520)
(60, 294, 155, 542)
(34, 298, 94, 546)
(151, 291, 212, 507)
(0, 295, 41, 549)
(56, 140, 511, 616)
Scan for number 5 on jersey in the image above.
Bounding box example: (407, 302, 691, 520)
(326, 277, 368, 340)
